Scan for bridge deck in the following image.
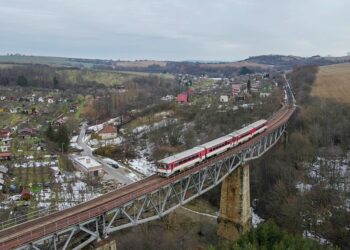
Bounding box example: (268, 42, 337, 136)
(0, 105, 295, 249)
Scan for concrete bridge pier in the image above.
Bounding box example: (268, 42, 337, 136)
(217, 163, 251, 241)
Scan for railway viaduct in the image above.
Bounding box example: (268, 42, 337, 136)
(0, 82, 296, 249)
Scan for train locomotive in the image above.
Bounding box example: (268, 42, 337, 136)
(156, 119, 268, 177)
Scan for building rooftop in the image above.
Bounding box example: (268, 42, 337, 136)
(73, 156, 102, 170)
(99, 124, 118, 134)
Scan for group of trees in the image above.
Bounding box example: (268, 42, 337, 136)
(112, 61, 260, 77)
(0, 65, 107, 95)
(249, 65, 350, 249)
(46, 123, 70, 152)
(231, 220, 337, 250)
(84, 75, 179, 123)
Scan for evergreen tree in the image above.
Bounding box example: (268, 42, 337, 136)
(239, 66, 254, 75)
(46, 123, 54, 140)
(56, 125, 70, 153)
(53, 76, 59, 88)
(17, 75, 28, 86)
(247, 79, 252, 94)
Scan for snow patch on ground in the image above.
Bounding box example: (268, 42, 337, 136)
(126, 172, 141, 182)
(252, 209, 264, 228)
(303, 230, 330, 245)
(296, 182, 312, 192)
(88, 124, 104, 132)
(128, 158, 156, 176)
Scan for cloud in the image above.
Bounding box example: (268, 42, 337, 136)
(0, 0, 349, 60)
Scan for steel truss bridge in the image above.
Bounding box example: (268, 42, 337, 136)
(0, 84, 296, 250)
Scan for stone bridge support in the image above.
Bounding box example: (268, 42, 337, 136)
(217, 163, 251, 241)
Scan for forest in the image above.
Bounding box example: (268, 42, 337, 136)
(249, 66, 350, 249)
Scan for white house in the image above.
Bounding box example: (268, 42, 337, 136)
(0, 146, 10, 152)
(47, 97, 55, 104)
(260, 92, 271, 98)
(220, 95, 229, 103)
(71, 156, 104, 177)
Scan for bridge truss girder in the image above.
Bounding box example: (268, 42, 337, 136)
(19, 123, 286, 250)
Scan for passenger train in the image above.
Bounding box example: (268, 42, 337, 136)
(157, 119, 268, 177)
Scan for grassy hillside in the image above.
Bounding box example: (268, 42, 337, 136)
(0, 55, 96, 68)
(312, 63, 350, 103)
(55, 69, 138, 86)
(0, 62, 173, 87)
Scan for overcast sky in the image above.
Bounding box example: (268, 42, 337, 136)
(0, 0, 349, 61)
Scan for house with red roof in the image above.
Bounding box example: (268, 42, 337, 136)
(98, 124, 118, 140)
(176, 92, 189, 103)
(0, 152, 12, 160)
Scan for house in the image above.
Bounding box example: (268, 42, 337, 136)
(220, 95, 229, 103)
(38, 97, 45, 103)
(1, 138, 12, 146)
(0, 165, 8, 173)
(260, 92, 271, 98)
(0, 96, 6, 101)
(0, 129, 11, 140)
(0, 145, 10, 152)
(0, 152, 12, 160)
(29, 95, 36, 102)
(18, 128, 36, 139)
(232, 84, 244, 95)
(9, 108, 18, 114)
(176, 93, 189, 103)
(71, 156, 104, 177)
(161, 95, 175, 101)
(47, 97, 55, 104)
(98, 124, 118, 140)
(0, 166, 7, 190)
(69, 105, 77, 113)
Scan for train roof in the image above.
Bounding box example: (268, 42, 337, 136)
(230, 125, 251, 137)
(229, 119, 267, 137)
(199, 135, 233, 148)
(248, 119, 267, 127)
(158, 146, 204, 164)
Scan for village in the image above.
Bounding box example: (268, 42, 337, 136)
(0, 71, 279, 226)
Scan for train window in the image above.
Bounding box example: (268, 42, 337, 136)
(158, 164, 167, 169)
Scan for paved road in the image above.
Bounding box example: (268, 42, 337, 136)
(76, 123, 133, 185)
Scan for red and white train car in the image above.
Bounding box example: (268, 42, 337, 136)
(157, 147, 205, 177)
(230, 119, 267, 145)
(157, 119, 268, 177)
(199, 135, 234, 158)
